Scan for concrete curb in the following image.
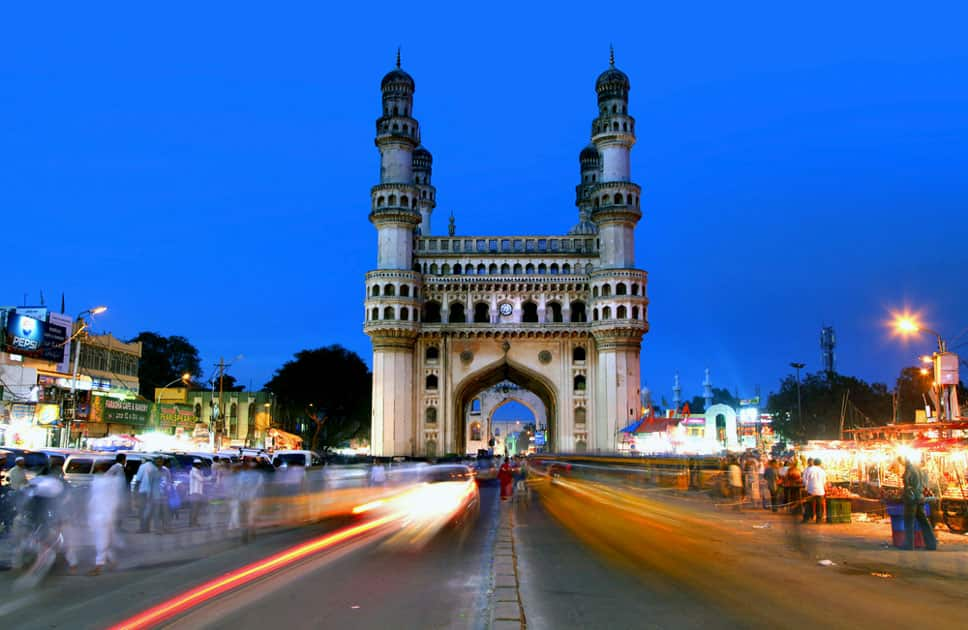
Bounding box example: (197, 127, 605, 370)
(488, 500, 526, 629)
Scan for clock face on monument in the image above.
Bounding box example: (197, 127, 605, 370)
(499, 303, 513, 317)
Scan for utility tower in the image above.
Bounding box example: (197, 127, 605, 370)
(820, 325, 836, 376)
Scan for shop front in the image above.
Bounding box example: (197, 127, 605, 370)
(0, 401, 61, 449)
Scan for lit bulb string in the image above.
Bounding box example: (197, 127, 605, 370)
(109, 511, 405, 630)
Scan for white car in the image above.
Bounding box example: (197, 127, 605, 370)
(271, 450, 323, 468)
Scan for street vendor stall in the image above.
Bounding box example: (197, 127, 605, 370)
(267, 427, 303, 451)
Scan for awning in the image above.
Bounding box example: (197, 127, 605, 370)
(268, 428, 303, 449)
(635, 418, 681, 434)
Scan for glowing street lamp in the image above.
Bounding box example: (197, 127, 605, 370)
(156, 373, 191, 402)
(893, 314, 946, 353)
(892, 311, 960, 421)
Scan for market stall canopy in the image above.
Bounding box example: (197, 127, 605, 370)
(267, 428, 303, 450)
(635, 417, 681, 434)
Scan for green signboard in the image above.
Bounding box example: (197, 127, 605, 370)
(157, 403, 196, 427)
(101, 398, 151, 425)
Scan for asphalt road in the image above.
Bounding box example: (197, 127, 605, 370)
(4, 480, 968, 630)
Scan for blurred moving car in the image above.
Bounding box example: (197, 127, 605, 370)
(418, 464, 480, 527)
(473, 457, 498, 483)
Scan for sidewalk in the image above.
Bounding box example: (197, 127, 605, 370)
(2, 501, 259, 573)
(655, 487, 968, 579)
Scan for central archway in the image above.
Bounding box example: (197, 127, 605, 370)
(452, 358, 558, 454)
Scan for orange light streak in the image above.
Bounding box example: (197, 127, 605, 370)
(109, 512, 402, 630)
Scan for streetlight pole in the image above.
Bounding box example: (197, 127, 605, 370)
(894, 315, 959, 421)
(65, 306, 107, 447)
(790, 362, 805, 434)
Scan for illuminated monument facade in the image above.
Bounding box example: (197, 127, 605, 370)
(364, 51, 648, 456)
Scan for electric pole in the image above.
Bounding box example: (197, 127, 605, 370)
(790, 362, 805, 436)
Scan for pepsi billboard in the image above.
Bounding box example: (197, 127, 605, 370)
(4, 313, 47, 357)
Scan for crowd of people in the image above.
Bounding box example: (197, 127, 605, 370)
(723, 454, 828, 521)
(720, 451, 937, 551)
(0, 453, 281, 578)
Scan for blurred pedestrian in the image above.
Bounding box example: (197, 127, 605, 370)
(109, 454, 128, 530)
(131, 456, 158, 533)
(88, 461, 124, 575)
(370, 461, 387, 487)
(226, 463, 241, 530)
(899, 456, 937, 551)
(158, 457, 174, 528)
(498, 457, 513, 501)
(8, 457, 29, 490)
(238, 460, 264, 543)
(189, 459, 206, 527)
(744, 458, 760, 506)
(763, 460, 781, 512)
(783, 460, 802, 512)
(802, 458, 826, 524)
(727, 457, 743, 509)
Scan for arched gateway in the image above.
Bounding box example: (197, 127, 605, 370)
(364, 53, 649, 456)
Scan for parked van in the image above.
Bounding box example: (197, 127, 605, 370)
(271, 450, 322, 468)
(63, 453, 117, 487)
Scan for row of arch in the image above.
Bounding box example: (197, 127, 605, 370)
(369, 305, 418, 322)
(382, 104, 411, 117)
(424, 373, 587, 393)
(592, 192, 639, 209)
(592, 305, 643, 321)
(600, 103, 628, 115)
(423, 345, 586, 363)
(370, 283, 420, 298)
(375, 193, 419, 209)
(592, 281, 641, 298)
(377, 120, 419, 140)
(593, 118, 635, 135)
(423, 300, 588, 324)
(422, 261, 594, 276)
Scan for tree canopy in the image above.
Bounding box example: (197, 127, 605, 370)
(129, 331, 203, 400)
(767, 371, 892, 441)
(264, 345, 371, 451)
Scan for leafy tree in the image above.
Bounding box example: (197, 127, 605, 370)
(264, 345, 371, 451)
(212, 373, 245, 393)
(130, 332, 203, 400)
(768, 371, 892, 441)
(687, 396, 706, 414)
(895, 366, 933, 422)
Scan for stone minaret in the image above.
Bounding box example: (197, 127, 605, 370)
(365, 51, 424, 456)
(413, 145, 436, 235)
(673, 371, 681, 413)
(703, 368, 713, 411)
(588, 48, 649, 450)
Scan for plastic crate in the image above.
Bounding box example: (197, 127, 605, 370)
(826, 497, 851, 524)
(886, 502, 931, 548)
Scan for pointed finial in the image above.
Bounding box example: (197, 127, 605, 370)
(396, 47, 401, 69)
(609, 44, 615, 67)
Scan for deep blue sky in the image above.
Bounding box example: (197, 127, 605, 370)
(4, 2, 967, 406)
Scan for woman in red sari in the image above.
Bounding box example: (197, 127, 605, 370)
(498, 457, 514, 501)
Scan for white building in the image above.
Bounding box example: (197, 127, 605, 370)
(364, 51, 649, 456)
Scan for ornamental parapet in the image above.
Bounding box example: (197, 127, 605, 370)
(416, 235, 599, 257)
(416, 324, 592, 340)
(590, 205, 641, 225)
(368, 207, 421, 227)
(364, 322, 420, 347)
(374, 116, 420, 145)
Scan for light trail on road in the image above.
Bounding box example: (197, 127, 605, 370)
(109, 512, 404, 630)
(530, 473, 968, 629)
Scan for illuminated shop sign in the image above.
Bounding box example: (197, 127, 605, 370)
(4, 313, 46, 356)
